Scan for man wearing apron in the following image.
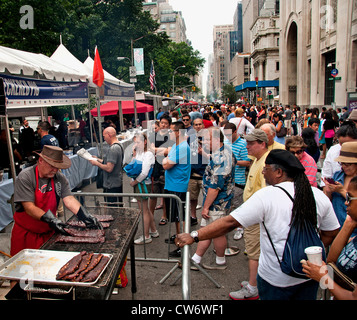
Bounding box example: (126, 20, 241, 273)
(11, 145, 102, 256)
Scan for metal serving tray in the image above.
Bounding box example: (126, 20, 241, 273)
(0, 249, 112, 287)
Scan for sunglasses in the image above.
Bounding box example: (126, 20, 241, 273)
(290, 149, 304, 155)
(346, 192, 357, 204)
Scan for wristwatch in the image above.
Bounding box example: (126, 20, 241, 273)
(190, 231, 199, 243)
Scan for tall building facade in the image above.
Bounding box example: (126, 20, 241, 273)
(279, 0, 357, 109)
(142, 1, 188, 44)
(213, 25, 234, 98)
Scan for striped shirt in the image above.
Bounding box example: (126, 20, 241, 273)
(225, 137, 250, 185)
(300, 152, 317, 187)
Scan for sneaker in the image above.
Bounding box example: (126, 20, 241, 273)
(134, 235, 152, 245)
(165, 235, 176, 244)
(169, 248, 181, 257)
(191, 217, 198, 226)
(233, 228, 243, 240)
(229, 283, 259, 300)
(190, 263, 200, 271)
(202, 261, 227, 270)
(150, 230, 159, 238)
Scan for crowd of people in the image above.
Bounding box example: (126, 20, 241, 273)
(123, 101, 357, 300)
(6, 99, 357, 300)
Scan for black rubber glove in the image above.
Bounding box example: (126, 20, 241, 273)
(76, 206, 103, 229)
(40, 210, 69, 235)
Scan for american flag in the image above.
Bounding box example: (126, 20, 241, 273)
(149, 60, 156, 91)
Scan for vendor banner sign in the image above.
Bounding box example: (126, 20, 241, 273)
(1, 74, 89, 109)
(99, 81, 135, 102)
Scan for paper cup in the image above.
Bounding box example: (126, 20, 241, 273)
(304, 246, 323, 266)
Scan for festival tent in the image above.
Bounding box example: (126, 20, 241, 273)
(0, 45, 87, 82)
(90, 100, 154, 117)
(0, 44, 90, 185)
(51, 44, 135, 102)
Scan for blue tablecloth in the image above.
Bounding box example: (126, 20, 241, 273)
(0, 147, 99, 231)
(62, 147, 98, 190)
(0, 178, 14, 231)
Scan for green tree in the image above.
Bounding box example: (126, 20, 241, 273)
(222, 83, 237, 104)
(0, 0, 205, 94)
(150, 42, 205, 95)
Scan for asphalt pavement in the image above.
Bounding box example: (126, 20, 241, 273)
(81, 176, 250, 301)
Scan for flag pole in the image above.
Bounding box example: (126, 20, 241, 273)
(93, 46, 105, 156)
(131, 39, 138, 127)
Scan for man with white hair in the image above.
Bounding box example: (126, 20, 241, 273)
(260, 123, 285, 151)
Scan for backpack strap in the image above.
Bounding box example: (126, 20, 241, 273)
(111, 142, 124, 168)
(262, 185, 294, 266)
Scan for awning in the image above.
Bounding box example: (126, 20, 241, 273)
(0, 45, 87, 81)
(51, 44, 135, 101)
(235, 80, 279, 92)
(90, 100, 154, 117)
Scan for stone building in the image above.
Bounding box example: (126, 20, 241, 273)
(279, 0, 357, 109)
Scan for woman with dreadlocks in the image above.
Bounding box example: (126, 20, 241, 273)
(176, 149, 340, 300)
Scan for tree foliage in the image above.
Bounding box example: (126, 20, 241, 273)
(0, 0, 205, 93)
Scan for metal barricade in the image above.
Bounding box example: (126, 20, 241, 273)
(71, 191, 192, 300)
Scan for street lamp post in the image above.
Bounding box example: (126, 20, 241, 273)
(172, 65, 185, 96)
(117, 55, 138, 127)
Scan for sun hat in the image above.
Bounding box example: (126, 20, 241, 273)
(348, 109, 357, 121)
(244, 129, 268, 143)
(334, 141, 357, 163)
(34, 145, 71, 169)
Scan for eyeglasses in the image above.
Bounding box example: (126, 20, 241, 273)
(339, 162, 354, 167)
(262, 166, 274, 172)
(346, 192, 357, 204)
(182, 118, 190, 122)
(289, 149, 304, 155)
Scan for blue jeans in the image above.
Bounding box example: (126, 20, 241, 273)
(257, 274, 319, 300)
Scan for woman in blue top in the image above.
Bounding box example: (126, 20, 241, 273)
(323, 141, 357, 238)
(272, 113, 286, 145)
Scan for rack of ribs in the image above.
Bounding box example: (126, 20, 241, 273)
(56, 251, 86, 280)
(56, 252, 109, 283)
(55, 228, 105, 244)
(81, 255, 110, 283)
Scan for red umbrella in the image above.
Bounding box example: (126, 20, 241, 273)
(91, 100, 154, 116)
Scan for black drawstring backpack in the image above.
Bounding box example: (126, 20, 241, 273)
(263, 186, 326, 279)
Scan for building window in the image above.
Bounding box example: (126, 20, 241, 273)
(276, 61, 280, 71)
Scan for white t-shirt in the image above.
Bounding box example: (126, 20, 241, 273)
(133, 151, 155, 184)
(229, 117, 254, 136)
(320, 144, 341, 187)
(230, 181, 340, 287)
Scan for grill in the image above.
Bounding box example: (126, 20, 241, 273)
(40, 205, 140, 300)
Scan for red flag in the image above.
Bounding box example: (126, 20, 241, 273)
(93, 46, 104, 87)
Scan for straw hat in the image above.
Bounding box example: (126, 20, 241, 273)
(334, 141, 357, 163)
(348, 109, 357, 121)
(34, 145, 71, 169)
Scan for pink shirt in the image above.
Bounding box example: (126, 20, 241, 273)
(300, 152, 317, 187)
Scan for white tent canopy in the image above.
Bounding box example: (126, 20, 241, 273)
(0, 45, 87, 81)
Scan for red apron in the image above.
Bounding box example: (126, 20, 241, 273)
(11, 166, 58, 256)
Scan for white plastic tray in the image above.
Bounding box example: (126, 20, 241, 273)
(0, 249, 112, 287)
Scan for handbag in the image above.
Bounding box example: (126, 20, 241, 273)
(276, 125, 287, 137)
(327, 262, 356, 291)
